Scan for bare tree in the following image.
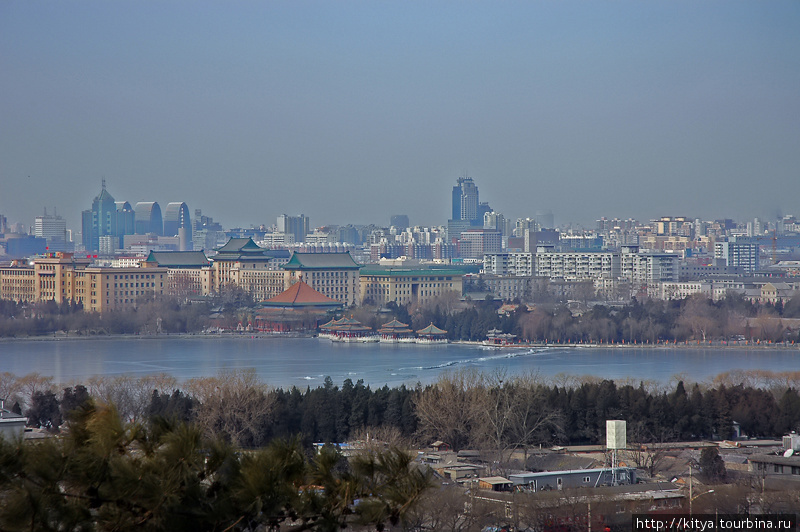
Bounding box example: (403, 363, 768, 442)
(504, 373, 564, 464)
(623, 423, 673, 478)
(402, 484, 497, 532)
(0, 372, 22, 407)
(679, 294, 720, 342)
(186, 368, 275, 448)
(86, 374, 175, 423)
(413, 369, 485, 450)
(16, 373, 54, 411)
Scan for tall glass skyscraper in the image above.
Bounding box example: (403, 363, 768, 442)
(81, 181, 118, 253)
(451, 177, 480, 224)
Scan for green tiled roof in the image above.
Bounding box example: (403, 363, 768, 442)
(145, 251, 210, 268)
(417, 323, 447, 335)
(283, 252, 360, 270)
(213, 238, 290, 261)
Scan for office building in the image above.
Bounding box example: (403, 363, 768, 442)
(277, 214, 310, 245)
(134, 202, 163, 235)
(459, 229, 502, 259)
(283, 252, 361, 306)
(81, 181, 119, 252)
(359, 263, 464, 306)
(0, 252, 167, 312)
(163, 202, 191, 237)
(34, 210, 68, 252)
(714, 239, 760, 274)
(211, 238, 291, 301)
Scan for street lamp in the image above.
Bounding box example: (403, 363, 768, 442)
(689, 466, 715, 516)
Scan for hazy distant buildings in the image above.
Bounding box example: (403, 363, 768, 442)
(163, 202, 191, 236)
(209, 238, 291, 301)
(448, 177, 486, 240)
(193, 209, 224, 252)
(34, 210, 68, 252)
(114, 202, 135, 244)
(134, 202, 163, 236)
(81, 181, 119, 252)
(359, 262, 464, 306)
(390, 215, 409, 230)
(277, 214, 310, 245)
(452, 177, 479, 222)
(80, 184, 188, 254)
(459, 229, 502, 259)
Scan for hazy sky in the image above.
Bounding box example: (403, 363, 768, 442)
(2, 1, 799, 231)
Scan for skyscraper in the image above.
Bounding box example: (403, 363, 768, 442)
(449, 176, 486, 240)
(134, 202, 163, 235)
(163, 202, 191, 237)
(81, 181, 118, 253)
(34, 209, 68, 252)
(452, 177, 480, 224)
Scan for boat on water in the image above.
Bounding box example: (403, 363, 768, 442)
(482, 328, 517, 347)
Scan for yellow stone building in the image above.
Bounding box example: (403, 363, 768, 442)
(359, 265, 464, 306)
(0, 252, 167, 312)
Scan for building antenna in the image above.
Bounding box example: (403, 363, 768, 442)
(102, 178, 106, 191)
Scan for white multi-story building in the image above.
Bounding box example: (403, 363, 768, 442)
(714, 240, 760, 274)
(483, 252, 534, 277)
(620, 247, 679, 285)
(34, 211, 68, 251)
(658, 281, 712, 300)
(534, 248, 620, 283)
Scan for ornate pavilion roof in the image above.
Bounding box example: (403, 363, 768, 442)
(261, 281, 343, 309)
(416, 323, 447, 335)
(214, 238, 291, 261)
(378, 319, 412, 334)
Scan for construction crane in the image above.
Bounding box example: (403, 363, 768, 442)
(772, 228, 778, 265)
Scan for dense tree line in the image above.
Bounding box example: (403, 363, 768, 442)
(7, 370, 800, 454)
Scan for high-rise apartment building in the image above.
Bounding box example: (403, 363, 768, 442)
(715, 239, 760, 274)
(277, 214, 310, 244)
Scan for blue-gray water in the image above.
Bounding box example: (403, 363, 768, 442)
(1, 336, 798, 389)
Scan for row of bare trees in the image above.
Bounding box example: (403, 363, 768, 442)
(414, 370, 562, 465)
(0, 297, 210, 337)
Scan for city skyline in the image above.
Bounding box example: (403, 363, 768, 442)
(2, 2, 799, 230)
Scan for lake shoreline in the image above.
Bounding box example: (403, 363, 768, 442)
(2, 332, 797, 351)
